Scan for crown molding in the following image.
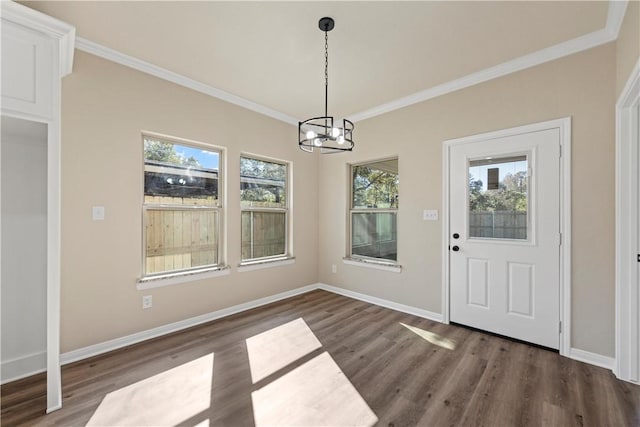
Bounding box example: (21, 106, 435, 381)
(72, 0, 627, 125)
(606, 0, 629, 39)
(348, 0, 627, 122)
(74, 37, 298, 126)
(348, 1, 627, 123)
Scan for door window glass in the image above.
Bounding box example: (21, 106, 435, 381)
(468, 155, 528, 240)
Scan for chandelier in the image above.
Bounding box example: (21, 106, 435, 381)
(298, 17, 354, 153)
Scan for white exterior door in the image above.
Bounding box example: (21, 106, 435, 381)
(449, 128, 561, 349)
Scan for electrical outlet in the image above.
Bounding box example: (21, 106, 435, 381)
(331, 264, 337, 273)
(142, 295, 152, 309)
(92, 206, 105, 221)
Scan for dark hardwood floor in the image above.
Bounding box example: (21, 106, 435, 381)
(2, 289, 639, 426)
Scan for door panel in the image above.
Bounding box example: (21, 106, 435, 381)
(507, 262, 534, 317)
(449, 128, 560, 349)
(467, 258, 489, 307)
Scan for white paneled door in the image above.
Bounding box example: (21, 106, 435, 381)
(449, 128, 561, 349)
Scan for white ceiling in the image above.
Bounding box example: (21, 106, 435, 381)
(24, 1, 611, 123)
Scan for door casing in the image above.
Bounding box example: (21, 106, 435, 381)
(442, 117, 572, 357)
(615, 59, 640, 384)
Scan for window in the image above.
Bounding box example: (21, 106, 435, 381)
(240, 155, 289, 262)
(349, 158, 399, 262)
(468, 155, 528, 240)
(143, 135, 222, 276)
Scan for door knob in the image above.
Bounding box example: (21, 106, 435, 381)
(452, 233, 460, 239)
(452, 245, 460, 252)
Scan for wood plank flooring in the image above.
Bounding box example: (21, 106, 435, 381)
(2, 290, 639, 426)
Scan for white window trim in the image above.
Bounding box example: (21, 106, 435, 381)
(238, 256, 295, 272)
(140, 132, 226, 280)
(342, 256, 402, 273)
(348, 158, 399, 264)
(137, 265, 231, 290)
(240, 153, 291, 264)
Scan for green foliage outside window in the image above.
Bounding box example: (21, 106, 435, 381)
(144, 139, 201, 167)
(352, 161, 399, 209)
(240, 157, 286, 208)
(469, 170, 527, 213)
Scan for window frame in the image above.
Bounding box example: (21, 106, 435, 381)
(239, 153, 291, 265)
(141, 132, 225, 280)
(347, 157, 399, 265)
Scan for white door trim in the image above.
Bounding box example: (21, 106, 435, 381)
(442, 117, 572, 357)
(615, 58, 640, 384)
(0, 1, 74, 411)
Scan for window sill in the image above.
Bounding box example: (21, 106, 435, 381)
(238, 257, 295, 272)
(342, 257, 402, 273)
(137, 265, 231, 290)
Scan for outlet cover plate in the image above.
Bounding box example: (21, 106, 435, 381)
(142, 295, 152, 309)
(423, 209, 438, 221)
(92, 206, 105, 221)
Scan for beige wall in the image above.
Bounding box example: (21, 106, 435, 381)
(616, 0, 640, 98)
(59, 51, 318, 353)
(60, 14, 632, 358)
(318, 43, 616, 357)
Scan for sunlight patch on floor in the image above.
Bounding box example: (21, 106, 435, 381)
(252, 351, 378, 427)
(87, 353, 214, 426)
(400, 322, 456, 350)
(246, 318, 322, 383)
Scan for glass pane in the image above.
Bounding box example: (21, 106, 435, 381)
(241, 211, 286, 261)
(351, 212, 397, 261)
(144, 137, 219, 206)
(352, 159, 399, 209)
(145, 208, 218, 274)
(468, 155, 528, 239)
(240, 157, 287, 208)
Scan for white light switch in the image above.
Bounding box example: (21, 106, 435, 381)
(92, 206, 105, 221)
(423, 209, 438, 221)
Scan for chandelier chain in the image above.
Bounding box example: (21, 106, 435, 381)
(324, 31, 329, 88)
(324, 30, 329, 119)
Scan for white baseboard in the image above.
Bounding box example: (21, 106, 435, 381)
(1, 351, 46, 384)
(317, 283, 444, 323)
(568, 347, 615, 370)
(60, 284, 317, 365)
(60, 283, 443, 367)
(49, 282, 614, 377)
